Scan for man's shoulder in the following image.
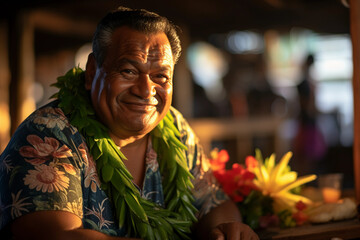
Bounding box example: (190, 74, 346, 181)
(169, 106, 183, 118)
(169, 106, 188, 130)
(28, 100, 73, 124)
(34, 100, 64, 116)
(168, 106, 197, 141)
(11, 100, 76, 143)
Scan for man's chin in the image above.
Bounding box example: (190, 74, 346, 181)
(127, 117, 159, 134)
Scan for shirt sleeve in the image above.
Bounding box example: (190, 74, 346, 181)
(0, 104, 86, 231)
(169, 107, 229, 219)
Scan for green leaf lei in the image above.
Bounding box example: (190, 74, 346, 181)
(51, 67, 198, 239)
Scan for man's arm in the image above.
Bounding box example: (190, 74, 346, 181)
(193, 199, 259, 240)
(10, 211, 140, 240)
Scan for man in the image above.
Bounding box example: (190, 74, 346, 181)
(0, 7, 259, 240)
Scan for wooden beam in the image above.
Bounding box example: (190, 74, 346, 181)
(350, 0, 360, 202)
(30, 10, 96, 38)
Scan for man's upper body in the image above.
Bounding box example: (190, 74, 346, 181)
(0, 6, 259, 240)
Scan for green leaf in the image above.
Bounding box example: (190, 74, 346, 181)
(145, 224, 155, 240)
(101, 164, 114, 182)
(111, 169, 134, 192)
(166, 198, 179, 211)
(152, 228, 162, 240)
(118, 198, 127, 228)
(167, 159, 178, 183)
(136, 222, 149, 238)
(163, 116, 181, 136)
(155, 216, 173, 234)
(156, 226, 169, 240)
(124, 191, 148, 222)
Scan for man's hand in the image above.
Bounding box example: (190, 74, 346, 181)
(194, 199, 260, 240)
(210, 222, 260, 240)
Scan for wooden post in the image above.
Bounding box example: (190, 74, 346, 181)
(9, 10, 36, 134)
(173, 25, 193, 118)
(350, 0, 360, 202)
(0, 21, 11, 152)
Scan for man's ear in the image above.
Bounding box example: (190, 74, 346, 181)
(85, 53, 96, 90)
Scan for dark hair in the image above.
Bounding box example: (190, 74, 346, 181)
(92, 6, 182, 66)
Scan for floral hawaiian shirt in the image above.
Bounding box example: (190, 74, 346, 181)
(0, 101, 227, 237)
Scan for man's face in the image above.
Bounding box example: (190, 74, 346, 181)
(86, 26, 174, 141)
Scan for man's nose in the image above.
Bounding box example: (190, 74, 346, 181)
(132, 74, 156, 99)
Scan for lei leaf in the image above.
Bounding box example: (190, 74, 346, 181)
(52, 67, 197, 239)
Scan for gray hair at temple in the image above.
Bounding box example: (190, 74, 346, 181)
(92, 6, 182, 66)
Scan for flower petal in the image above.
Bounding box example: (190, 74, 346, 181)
(26, 135, 44, 146)
(278, 174, 317, 193)
(270, 151, 293, 184)
(19, 146, 40, 158)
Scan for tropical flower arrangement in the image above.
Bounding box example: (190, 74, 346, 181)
(209, 148, 317, 229)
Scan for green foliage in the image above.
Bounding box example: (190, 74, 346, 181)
(277, 210, 296, 228)
(237, 190, 273, 229)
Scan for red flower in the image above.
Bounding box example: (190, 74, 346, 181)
(209, 149, 229, 172)
(209, 149, 259, 203)
(245, 156, 258, 169)
(213, 162, 257, 202)
(292, 211, 308, 226)
(293, 200, 308, 225)
(295, 200, 307, 211)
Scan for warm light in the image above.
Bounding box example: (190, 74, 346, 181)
(21, 98, 36, 121)
(0, 103, 10, 152)
(318, 173, 343, 203)
(186, 41, 228, 102)
(75, 43, 92, 70)
(322, 187, 341, 203)
(0, 103, 10, 134)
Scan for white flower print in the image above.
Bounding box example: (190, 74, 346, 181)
(33, 107, 68, 130)
(142, 191, 159, 201)
(65, 198, 83, 218)
(84, 154, 100, 193)
(85, 198, 113, 229)
(10, 190, 31, 218)
(145, 146, 158, 172)
(78, 143, 90, 165)
(0, 154, 13, 173)
(24, 164, 69, 193)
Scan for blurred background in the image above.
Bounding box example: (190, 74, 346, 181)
(0, 0, 354, 187)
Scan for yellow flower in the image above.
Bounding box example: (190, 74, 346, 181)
(65, 198, 83, 218)
(248, 150, 317, 213)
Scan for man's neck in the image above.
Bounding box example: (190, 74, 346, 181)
(116, 134, 149, 188)
(109, 131, 147, 149)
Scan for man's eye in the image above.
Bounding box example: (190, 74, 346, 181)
(120, 69, 137, 79)
(121, 69, 134, 75)
(152, 74, 169, 83)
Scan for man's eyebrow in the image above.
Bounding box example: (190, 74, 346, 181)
(157, 64, 173, 71)
(116, 58, 173, 70)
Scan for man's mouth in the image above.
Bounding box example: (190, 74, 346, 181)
(122, 99, 158, 112)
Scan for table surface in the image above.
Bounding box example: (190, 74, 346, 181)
(257, 218, 360, 240)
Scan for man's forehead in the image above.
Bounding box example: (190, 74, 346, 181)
(119, 43, 173, 64)
(111, 28, 173, 62)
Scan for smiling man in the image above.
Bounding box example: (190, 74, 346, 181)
(0, 7, 259, 240)
(86, 26, 174, 151)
